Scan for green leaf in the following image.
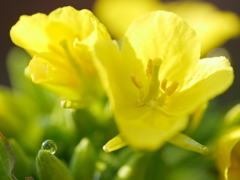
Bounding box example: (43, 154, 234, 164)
(0, 133, 17, 180)
(9, 139, 31, 179)
(0, 87, 26, 137)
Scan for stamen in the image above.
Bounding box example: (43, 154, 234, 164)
(144, 58, 162, 101)
(146, 59, 153, 77)
(166, 81, 179, 96)
(161, 79, 168, 91)
(131, 74, 142, 89)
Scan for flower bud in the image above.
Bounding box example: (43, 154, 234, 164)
(36, 150, 74, 180)
(69, 138, 96, 180)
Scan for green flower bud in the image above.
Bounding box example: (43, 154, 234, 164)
(114, 152, 151, 180)
(69, 138, 96, 180)
(36, 150, 73, 180)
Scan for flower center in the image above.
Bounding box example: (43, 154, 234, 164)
(131, 58, 179, 110)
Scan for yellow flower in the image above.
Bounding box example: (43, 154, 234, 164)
(10, 6, 111, 107)
(93, 0, 240, 56)
(215, 104, 240, 180)
(93, 11, 233, 150)
(216, 127, 240, 180)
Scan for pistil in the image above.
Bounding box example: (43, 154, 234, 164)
(143, 58, 162, 102)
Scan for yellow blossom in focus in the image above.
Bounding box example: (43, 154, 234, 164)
(93, 0, 240, 56)
(10, 6, 111, 107)
(93, 11, 233, 150)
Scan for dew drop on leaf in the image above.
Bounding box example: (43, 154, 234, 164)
(41, 140, 57, 154)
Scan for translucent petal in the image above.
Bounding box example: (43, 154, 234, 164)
(93, 40, 140, 104)
(10, 7, 110, 57)
(10, 13, 51, 56)
(29, 52, 80, 86)
(122, 11, 200, 84)
(165, 57, 233, 116)
(49, 7, 94, 41)
(49, 7, 111, 43)
(114, 104, 188, 150)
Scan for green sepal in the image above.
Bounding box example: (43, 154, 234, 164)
(168, 133, 208, 155)
(36, 150, 74, 180)
(0, 133, 17, 180)
(103, 134, 127, 152)
(69, 138, 96, 180)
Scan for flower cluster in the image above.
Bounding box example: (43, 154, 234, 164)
(0, 1, 239, 180)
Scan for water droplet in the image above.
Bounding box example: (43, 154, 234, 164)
(41, 140, 57, 154)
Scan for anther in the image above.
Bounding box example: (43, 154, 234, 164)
(161, 79, 168, 91)
(131, 74, 142, 89)
(146, 59, 153, 77)
(166, 81, 179, 96)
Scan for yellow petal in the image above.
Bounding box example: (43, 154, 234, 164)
(93, 39, 140, 105)
(165, 1, 240, 56)
(29, 52, 80, 86)
(165, 57, 233, 116)
(122, 11, 200, 84)
(49, 7, 94, 40)
(93, 37, 189, 150)
(49, 7, 111, 43)
(28, 52, 82, 100)
(10, 13, 51, 56)
(11, 7, 111, 103)
(114, 105, 188, 150)
(73, 16, 111, 75)
(94, 0, 239, 56)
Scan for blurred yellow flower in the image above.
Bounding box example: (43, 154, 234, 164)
(93, 11, 233, 150)
(216, 127, 240, 180)
(93, 0, 240, 56)
(10, 6, 111, 107)
(215, 104, 240, 180)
